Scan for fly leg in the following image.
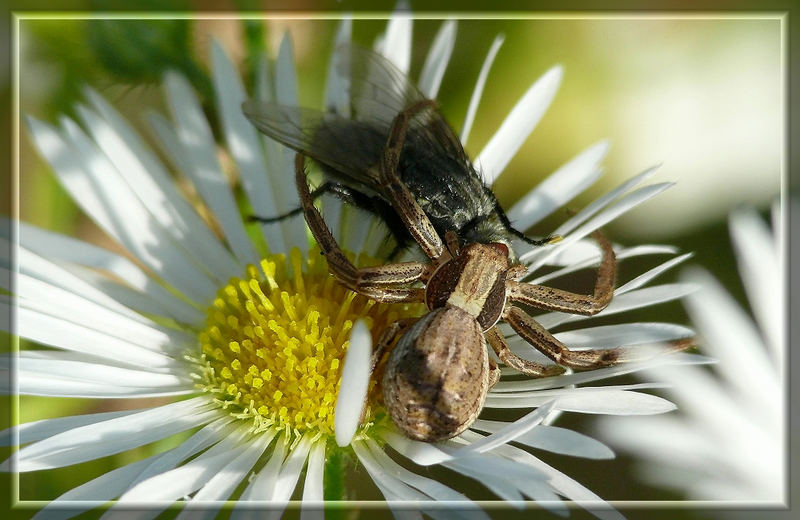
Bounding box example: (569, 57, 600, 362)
(295, 154, 429, 303)
(378, 100, 446, 261)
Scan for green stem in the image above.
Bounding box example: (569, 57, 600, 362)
(323, 446, 347, 520)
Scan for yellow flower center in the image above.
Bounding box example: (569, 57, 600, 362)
(192, 247, 420, 440)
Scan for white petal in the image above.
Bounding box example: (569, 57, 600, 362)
(5, 397, 216, 471)
(13, 221, 202, 323)
(26, 116, 216, 303)
(335, 319, 371, 447)
(508, 140, 607, 230)
(527, 243, 678, 274)
(524, 182, 674, 271)
(129, 417, 237, 488)
(36, 420, 233, 520)
(476, 66, 562, 185)
(32, 453, 163, 520)
(353, 440, 429, 503)
(8, 373, 190, 399)
(16, 269, 191, 354)
(210, 39, 291, 256)
(729, 208, 781, 361)
(468, 437, 625, 520)
(115, 424, 251, 503)
(6, 300, 178, 369)
(176, 433, 274, 520)
(551, 164, 662, 238)
(324, 18, 352, 115)
(363, 439, 488, 519)
(81, 88, 241, 285)
(235, 434, 288, 506)
(378, 426, 454, 466)
(682, 268, 778, 411)
(4, 241, 147, 326)
(380, 6, 412, 74)
(471, 420, 613, 459)
(485, 388, 675, 415)
(266, 434, 314, 516)
(273, 34, 310, 259)
(14, 356, 189, 390)
(615, 252, 693, 294)
(418, 20, 456, 98)
(163, 72, 259, 266)
(1, 408, 140, 447)
(461, 35, 504, 145)
(449, 401, 556, 457)
(300, 438, 326, 520)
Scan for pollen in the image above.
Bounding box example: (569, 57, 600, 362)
(193, 247, 420, 438)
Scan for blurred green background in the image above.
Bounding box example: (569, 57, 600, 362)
(3, 2, 783, 519)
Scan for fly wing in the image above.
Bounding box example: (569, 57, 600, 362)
(342, 44, 476, 176)
(242, 101, 385, 188)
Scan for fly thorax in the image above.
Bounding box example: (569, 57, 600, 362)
(425, 243, 509, 331)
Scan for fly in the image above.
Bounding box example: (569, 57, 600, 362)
(242, 45, 558, 261)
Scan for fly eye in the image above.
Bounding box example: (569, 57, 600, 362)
(489, 242, 509, 257)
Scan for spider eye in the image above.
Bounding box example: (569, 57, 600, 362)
(489, 242, 509, 257)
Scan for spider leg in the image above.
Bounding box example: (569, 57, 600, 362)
(507, 229, 616, 315)
(485, 326, 565, 377)
(294, 153, 427, 303)
(369, 317, 419, 372)
(487, 356, 501, 389)
(378, 100, 446, 261)
(503, 306, 694, 371)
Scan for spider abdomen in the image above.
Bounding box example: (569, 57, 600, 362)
(382, 306, 489, 442)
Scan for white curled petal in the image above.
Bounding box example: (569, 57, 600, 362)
(335, 319, 371, 447)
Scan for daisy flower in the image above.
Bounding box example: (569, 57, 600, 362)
(4, 12, 707, 519)
(595, 202, 785, 504)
